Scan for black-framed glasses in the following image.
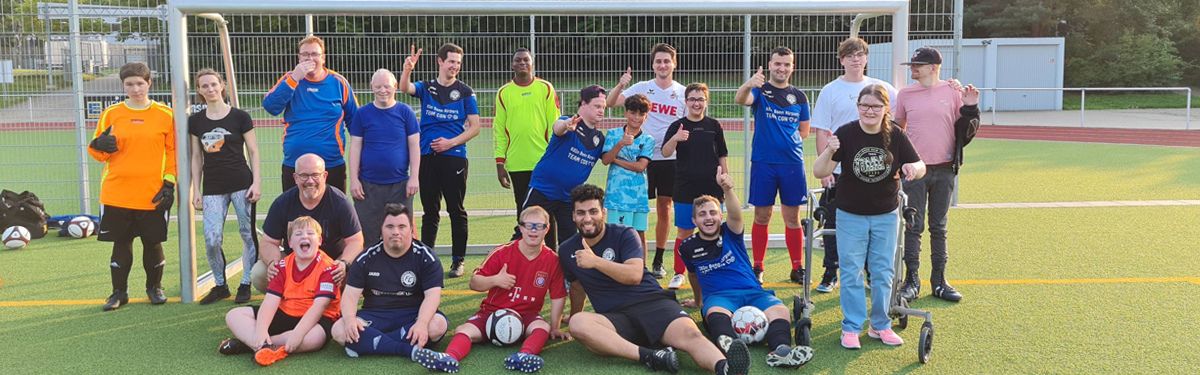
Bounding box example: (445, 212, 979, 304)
(685, 97, 707, 102)
(520, 222, 548, 231)
(857, 103, 885, 112)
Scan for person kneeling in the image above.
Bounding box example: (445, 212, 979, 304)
(442, 206, 570, 373)
(218, 216, 340, 366)
(331, 204, 457, 371)
(680, 168, 814, 368)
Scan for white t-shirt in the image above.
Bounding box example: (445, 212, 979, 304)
(811, 76, 898, 174)
(623, 80, 686, 160)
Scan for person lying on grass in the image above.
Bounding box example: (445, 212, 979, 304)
(218, 216, 342, 366)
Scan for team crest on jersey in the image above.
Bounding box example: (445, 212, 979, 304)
(786, 94, 797, 104)
(450, 90, 461, 101)
(401, 271, 417, 287)
(601, 248, 616, 261)
(593, 135, 601, 145)
(669, 91, 678, 99)
(534, 271, 549, 288)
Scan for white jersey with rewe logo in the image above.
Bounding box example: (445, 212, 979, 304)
(623, 80, 686, 161)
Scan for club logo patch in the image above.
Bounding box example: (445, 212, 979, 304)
(450, 89, 461, 101)
(401, 271, 417, 287)
(786, 94, 797, 105)
(602, 248, 616, 261)
(535, 271, 549, 288)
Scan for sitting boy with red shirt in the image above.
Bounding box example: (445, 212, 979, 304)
(442, 206, 570, 373)
(218, 216, 341, 366)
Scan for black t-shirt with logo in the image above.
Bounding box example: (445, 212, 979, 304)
(188, 107, 254, 195)
(665, 116, 729, 203)
(831, 120, 920, 215)
(347, 239, 443, 310)
(557, 224, 670, 313)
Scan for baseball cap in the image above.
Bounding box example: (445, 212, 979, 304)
(900, 47, 942, 65)
(579, 85, 607, 105)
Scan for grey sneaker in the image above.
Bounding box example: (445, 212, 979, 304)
(651, 263, 667, 279)
(766, 344, 814, 368)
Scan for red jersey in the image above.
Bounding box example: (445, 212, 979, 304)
(267, 252, 341, 320)
(474, 241, 567, 317)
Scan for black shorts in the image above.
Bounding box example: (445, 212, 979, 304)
(601, 296, 691, 348)
(98, 205, 168, 243)
(251, 305, 335, 338)
(646, 160, 677, 199)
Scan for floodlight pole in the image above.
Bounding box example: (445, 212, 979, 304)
(167, 4, 198, 303)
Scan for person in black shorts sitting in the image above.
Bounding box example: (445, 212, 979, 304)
(559, 184, 750, 374)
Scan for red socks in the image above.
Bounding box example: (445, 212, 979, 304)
(445, 332, 473, 361)
(752, 223, 769, 269)
(519, 328, 550, 355)
(785, 227, 804, 270)
(673, 238, 687, 275)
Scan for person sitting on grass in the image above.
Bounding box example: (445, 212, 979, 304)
(441, 206, 570, 373)
(679, 167, 813, 368)
(217, 216, 342, 366)
(331, 203, 457, 372)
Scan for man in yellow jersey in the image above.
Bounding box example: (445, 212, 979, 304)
(494, 48, 560, 214)
(88, 62, 177, 311)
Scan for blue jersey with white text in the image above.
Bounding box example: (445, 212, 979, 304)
(751, 85, 810, 164)
(528, 117, 605, 202)
(411, 80, 479, 158)
(679, 223, 762, 293)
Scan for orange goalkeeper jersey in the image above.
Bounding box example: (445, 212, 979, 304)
(88, 101, 177, 210)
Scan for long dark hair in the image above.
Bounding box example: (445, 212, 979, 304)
(858, 84, 893, 165)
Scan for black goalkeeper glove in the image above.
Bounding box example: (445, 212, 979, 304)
(90, 126, 118, 153)
(152, 181, 175, 212)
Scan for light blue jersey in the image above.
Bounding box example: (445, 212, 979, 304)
(602, 127, 655, 213)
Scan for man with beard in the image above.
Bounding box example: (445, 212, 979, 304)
(252, 153, 365, 292)
(331, 204, 458, 372)
(606, 43, 686, 280)
(678, 168, 814, 368)
(560, 184, 751, 374)
(494, 48, 560, 214)
(735, 46, 812, 285)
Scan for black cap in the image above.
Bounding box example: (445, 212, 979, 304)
(900, 47, 942, 65)
(579, 85, 607, 105)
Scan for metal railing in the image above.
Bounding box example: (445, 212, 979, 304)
(979, 87, 1193, 130)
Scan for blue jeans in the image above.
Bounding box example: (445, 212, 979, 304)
(836, 209, 898, 333)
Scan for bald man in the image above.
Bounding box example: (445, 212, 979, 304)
(348, 69, 422, 246)
(251, 153, 365, 292)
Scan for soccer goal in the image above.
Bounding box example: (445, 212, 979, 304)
(165, 0, 920, 302)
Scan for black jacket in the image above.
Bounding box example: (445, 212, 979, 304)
(952, 104, 981, 175)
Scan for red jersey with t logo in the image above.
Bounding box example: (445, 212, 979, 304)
(474, 241, 567, 317)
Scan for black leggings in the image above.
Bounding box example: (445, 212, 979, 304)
(420, 154, 469, 261)
(110, 237, 165, 292)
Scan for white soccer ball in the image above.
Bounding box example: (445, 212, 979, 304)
(731, 306, 769, 343)
(66, 216, 96, 239)
(3, 226, 32, 250)
(485, 308, 525, 346)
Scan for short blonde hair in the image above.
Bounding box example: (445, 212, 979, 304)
(287, 216, 323, 238)
(520, 206, 550, 224)
(298, 35, 325, 53)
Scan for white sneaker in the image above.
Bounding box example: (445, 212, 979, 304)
(668, 273, 686, 289)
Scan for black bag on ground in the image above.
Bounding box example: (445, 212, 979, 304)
(0, 190, 51, 239)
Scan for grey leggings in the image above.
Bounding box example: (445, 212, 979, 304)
(202, 189, 258, 287)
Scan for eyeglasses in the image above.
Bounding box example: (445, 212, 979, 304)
(520, 222, 548, 231)
(294, 172, 325, 181)
(298, 52, 323, 58)
(685, 97, 707, 102)
(857, 103, 885, 112)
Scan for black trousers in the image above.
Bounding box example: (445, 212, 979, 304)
(508, 170, 533, 215)
(282, 164, 347, 194)
(420, 154, 469, 261)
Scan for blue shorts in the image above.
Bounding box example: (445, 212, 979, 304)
(673, 202, 696, 230)
(702, 288, 784, 316)
(748, 162, 808, 207)
(607, 210, 649, 231)
(357, 308, 449, 343)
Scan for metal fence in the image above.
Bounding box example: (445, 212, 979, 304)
(0, 0, 959, 218)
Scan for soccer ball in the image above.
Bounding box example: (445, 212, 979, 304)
(485, 308, 524, 346)
(731, 306, 768, 343)
(3, 226, 32, 250)
(66, 216, 96, 238)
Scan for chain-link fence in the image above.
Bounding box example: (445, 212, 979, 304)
(1, 0, 958, 217)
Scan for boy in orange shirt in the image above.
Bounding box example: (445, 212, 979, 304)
(218, 216, 342, 366)
(88, 62, 177, 311)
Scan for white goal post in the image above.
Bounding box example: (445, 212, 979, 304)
(166, 0, 911, 303)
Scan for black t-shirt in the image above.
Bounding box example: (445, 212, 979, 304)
(262, 187, 362, 259)
(347, 240, 443, 310)
(832, 121, 921, 215)
(557, 224, 670, 313)
(665, 116, 729, 203)
(188, 107, 254, 195)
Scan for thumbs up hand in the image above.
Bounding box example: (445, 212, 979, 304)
(493, 263, 517, 290)
(716, 165, 734, 191)
(748, 66, 766, 88)
(575, 240, 600, 269)
(617, 67, 633, 89)
(90, 126, 118, 153)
